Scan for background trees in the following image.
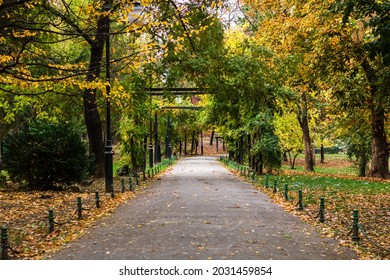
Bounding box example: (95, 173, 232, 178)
(240, 0, 389, 178)
(334, 0, 390, 178)
(1, 0, 388, 189)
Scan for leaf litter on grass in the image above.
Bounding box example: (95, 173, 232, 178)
(226, 162, 390, 260)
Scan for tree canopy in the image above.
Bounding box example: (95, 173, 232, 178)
(1, 0, 389, 183)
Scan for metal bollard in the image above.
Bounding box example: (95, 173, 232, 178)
(77, 197, 82, 219)
(319, 197, 325, 223)
(352, 210, 360, 242)
(95, 192, 100, 209)
(265, 174, 269, 188)
(1, 226, 9, 260)
(284, 184, 289, 200)
(111, 185, 115, 198)
(135, 174, 139, 186)
(48, 209, 55, 233)
(121, 178, 125, 193)
(297, 190, 304, 210)
(129, 177, 133, 191)
(148, 169, 151, 178)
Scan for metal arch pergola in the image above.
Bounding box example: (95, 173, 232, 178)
(147, 87, 208, 96)
(146, 88, 209, 165)
(148, 87, 207, 110)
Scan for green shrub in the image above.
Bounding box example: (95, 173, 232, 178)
(314, 146, 341, 154)
(2, 121, 89, 190)
(0, 170, 8, 188)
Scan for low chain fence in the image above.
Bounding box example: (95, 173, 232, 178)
(220, 156, 390, 259)
(1, 157, 177, 260)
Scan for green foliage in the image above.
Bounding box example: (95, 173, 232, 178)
(0, 170, 9, 188)
(274, 112, 303, 162)
(338, 0, 390, 65)
(2, 121, 89, 190)
(116, 71, 149, 173)
(201, 32, 282, 157)
(248, 112, 282, 170)
(314, 146, 340, 154)
(345, 123, 371, 177)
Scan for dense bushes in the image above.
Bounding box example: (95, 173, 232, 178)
(314, 146, 341, 154)
(2, 121, 89, 190)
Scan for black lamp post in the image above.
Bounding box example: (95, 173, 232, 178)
(167, 116, 172, 159)
(104, 1, 143, 193)
(104, 0, 113, 193)
(154, 111, 161, 163)
(148, 96, 153, 168)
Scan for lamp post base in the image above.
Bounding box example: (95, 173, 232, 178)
(105, 143, 114, 193)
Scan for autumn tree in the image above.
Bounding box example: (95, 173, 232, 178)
(274, 112, 303, 169)
(239, 0, 324, 172)
(240, 0, 389, 177)
(1, 1, 106, 176)
(332, 0, 390, 178)
(1, 1, 217, 177)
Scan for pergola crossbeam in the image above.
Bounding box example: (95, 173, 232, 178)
(161, 106, 203, 110)
(147, 87, 209, 96)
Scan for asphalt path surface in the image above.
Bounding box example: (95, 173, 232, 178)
(50, 156, 358, 260)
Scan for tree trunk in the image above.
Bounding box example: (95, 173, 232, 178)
(238, 135, 244, 164)
(283, 151, 288, 162)
(143, 135, 147, 172)
(362, 59, 390, 178)
(210, 128, 215, 145)
(154, 112, 160, 163)
(358, 151, 368, 177)
(258, 153, 263, 175)
(298, 92, 314, 172)
(184, 133, 187, 155)
(83, 18, 106, 177)
(247, 133, 251, 168)
(292, 152, 299, 169)
(130, 137, 138, 174)
(368, 107, 389, 178)
(228, 150, 234, 161)
(191, 130, 195, 154)
(200, 130, 204, 155)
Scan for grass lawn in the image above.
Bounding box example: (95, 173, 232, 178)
(282, 153, 358, 176)
(223, 154, 390, 260)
